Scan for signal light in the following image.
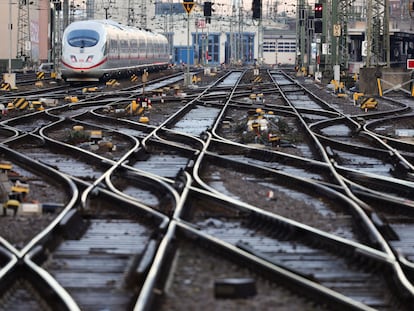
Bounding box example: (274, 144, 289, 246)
(204, 1, 212, 23)
(252, 0, 261, 19)
(53, 0, 62, 11)
(314, 20, 322, 33)
(314, 3, 323, 18)
(204, 2, 212, 17)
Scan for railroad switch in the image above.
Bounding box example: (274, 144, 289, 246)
(106, 79, 119, 87)
(331, 80, 347, 96)
(12, 180, 29, 195)
(268, 133, 281, 146)
(82, 87, 99, 93)
(139, 116, 149, 123)
(0, 162, 12, 171)
(35, 81, 44, 87)
(6, 103, 14, 111)
(64, 96, 79, 103)
(353, 92, 365, 105)
(360, 97, 378, 112)
(173, 85, 181, 96)
(0, 82, 11, 91)
(7, 98, 29, 110)
(73, 125, 84, 132)
(249, 93, 264, 102)
(353, 73, 359, 81)
(152, 88, 164, 96)
(36, 72, 45, 80)
(152, 89, 166, 103)
(30, 101, 45, 111)
(90, 130, 103, 143)
(252, 76, 262, 83)
(7, 98, 47, 111)
(126, 97, 152, 115)
(192, 75, 201, 83)
(3, 200, 20, 216)
(130, 74, 139, 82)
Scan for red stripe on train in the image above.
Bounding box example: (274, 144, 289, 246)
(61, 57, 108, 70)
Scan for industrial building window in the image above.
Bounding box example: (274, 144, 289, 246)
(277, 41, 296, 52)
(263, 41, 276, 52)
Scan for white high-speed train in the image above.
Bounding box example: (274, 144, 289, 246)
(60, 20, 170, 82)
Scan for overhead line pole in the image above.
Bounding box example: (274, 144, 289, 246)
(5, 0, 16, 88)
(8, 0, 12, 75)
(182, 0, 195, 85)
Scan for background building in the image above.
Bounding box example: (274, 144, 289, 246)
(0, 0, 50, 71)
(0, 0, 297, 73)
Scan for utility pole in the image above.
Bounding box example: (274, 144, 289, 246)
(258, 12, 263, 64)
(17, 0, 31, 67)
(50, 0, 62, 77)
(231, 2, 236, 65)
(5, 0, 16, 89)
(63, 0, 69, 29)
(252, 0, 262, 64)
(337, 0, 355, 73)
(296, 0, 307, 72)
(331, 0, 340, 80)
(366, 0, 389, 67)
(182, 0, 195, 85)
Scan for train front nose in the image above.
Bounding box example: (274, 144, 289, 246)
(69, 55, 95, 70)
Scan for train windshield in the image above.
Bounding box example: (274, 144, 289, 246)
(67, 29, 99, 47)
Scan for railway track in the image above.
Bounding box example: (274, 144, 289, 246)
(0, 68, 414, 310)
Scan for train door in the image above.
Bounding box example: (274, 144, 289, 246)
(137, 33, 146, 65)
(130, 38, 138, 65)
(124, 33, 131, 66)
(154, 38, 161, 61)
(109, 37, 119, 64)
(110, 35, 120, 60)
(119, 32, 128, 67)
(147, 37, 155, 60)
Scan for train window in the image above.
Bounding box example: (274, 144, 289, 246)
(121, 39, 129, 52)
(67, 30, 100, 48)
(130, 39, 138, 56)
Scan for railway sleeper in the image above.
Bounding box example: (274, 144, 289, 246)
(369, 212, 399, 241)
(352, 248, 389, 272)
(247, 214, 296, 240)
(390, 159, 412, 178)
(124, 239, 158, 288)
(236, 240, 317, 282)
(58, 209, 89, 240)
(178, 226, 364, 310)
(246, 213, 270, 230)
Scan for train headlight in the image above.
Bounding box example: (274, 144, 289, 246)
(70, 55, 77, 62)
(86, 56, 94, 63)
